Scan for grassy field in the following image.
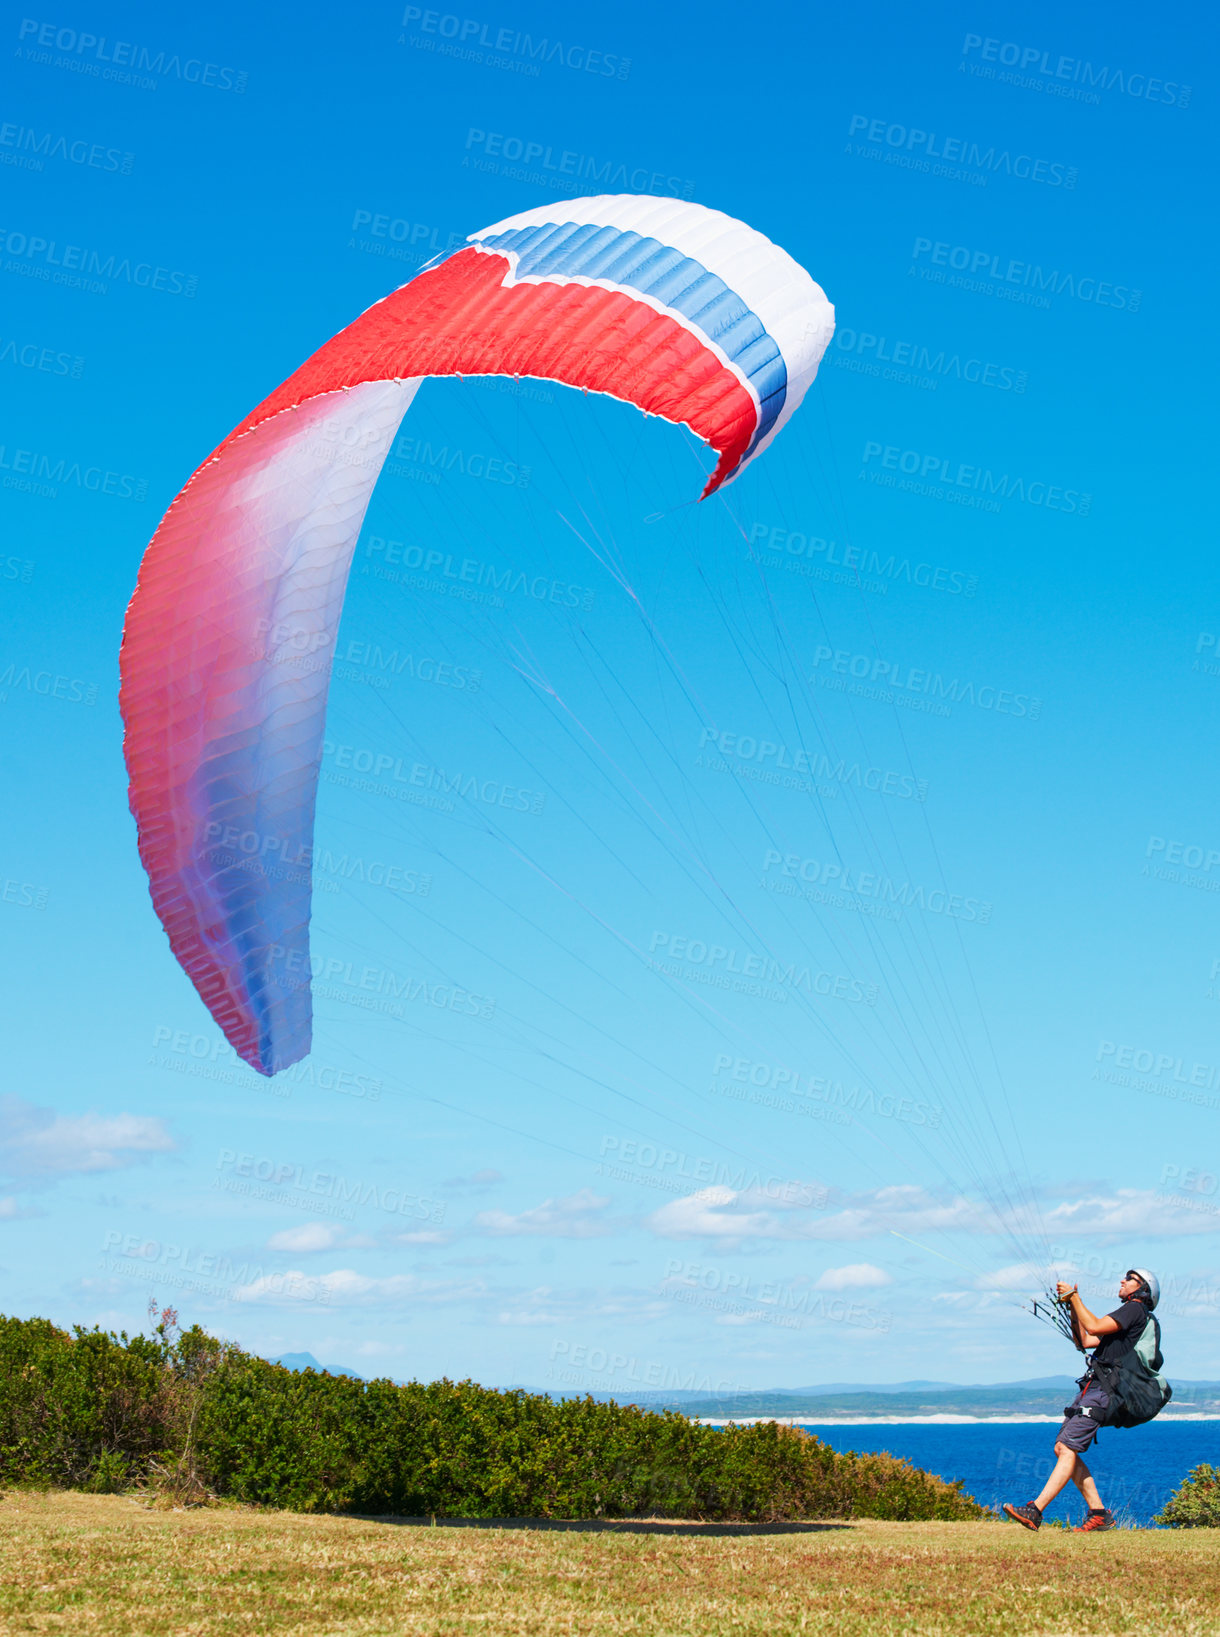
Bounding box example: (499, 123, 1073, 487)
(2, 1491, 1220, 1637)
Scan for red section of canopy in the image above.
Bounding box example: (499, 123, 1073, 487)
(216, 247, 756, 494)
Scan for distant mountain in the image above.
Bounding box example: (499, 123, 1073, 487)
(541, 1378, 1090, 1404)
(540, 1378, 1074, 1407)
(663, 1386, 1080, 1420)
(268, 1352, 364, 1380)
(259, 1363, 1220, 1418)
(539, 1377, 1220, 1420)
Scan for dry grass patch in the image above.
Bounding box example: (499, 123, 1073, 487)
(2, 1490, 1220, 1637)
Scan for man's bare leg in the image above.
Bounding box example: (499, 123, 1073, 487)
(1069, 1454, 1104, 1512)
(1032, 1442, 1082, 1513)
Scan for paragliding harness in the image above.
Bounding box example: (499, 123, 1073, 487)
(1067, 1311, 1172, 1431)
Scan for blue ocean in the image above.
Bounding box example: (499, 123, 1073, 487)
(799, 1422, 1220, 1527)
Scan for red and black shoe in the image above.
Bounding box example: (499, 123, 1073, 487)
(1074, 1509, 1116, 1532)
(1002, 1502, 1043, 1531)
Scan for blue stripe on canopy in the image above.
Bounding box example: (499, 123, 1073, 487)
(474, 221, 787, 453)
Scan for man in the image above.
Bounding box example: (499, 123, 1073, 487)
(1003, 1267, 1160, 1533)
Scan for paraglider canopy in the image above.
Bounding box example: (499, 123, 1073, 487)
(119, 194, 834, 1074)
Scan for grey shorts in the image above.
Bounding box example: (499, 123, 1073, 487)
(1056, 1379, 1110, 1453)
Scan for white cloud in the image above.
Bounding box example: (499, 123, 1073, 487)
(648, 1185, 782, 1241)
(647, 1183, 988, 1245)
(801, 1186, 989, 1242)
(647, 1181, 1220, 1251)
(233, 1268, 487, 1307)
(971, 1261, 1078, 1292)
(444, 1169, 504, 1190)
(493, 1284, 669, 1328)
(0, 1095, 174, 1180)
(266, 1222, 340, 1253)
(0, 1196, 37, 1221)
(815, 1263, 893, 1291)
(264, 1222, 379, 1253)
(231, 1270, 332, 1304)
(812, 1185, 1220, 1245)
(496, 1307, 563, 1326)
(1041, 1189, 1220, 1237)
(475, 1188, 612, 1238)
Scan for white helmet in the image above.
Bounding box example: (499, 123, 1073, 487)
(1128, 1267, 1160, 1310)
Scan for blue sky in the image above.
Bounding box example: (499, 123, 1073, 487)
(3, 0, 1218, 1390)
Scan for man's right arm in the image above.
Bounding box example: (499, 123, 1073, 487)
(1061, 1288, 1099, 1351)
(1070, 1306, 1099, 1351)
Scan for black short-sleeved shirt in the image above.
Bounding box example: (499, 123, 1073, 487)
(1091, 1298, 1148, 1367)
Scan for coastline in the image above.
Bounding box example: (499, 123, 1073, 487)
(694, 1414, 1220, 1426)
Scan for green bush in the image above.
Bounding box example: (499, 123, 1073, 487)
(1155, 1465, 1220, 1527)
(0, 1313, 985, 1522)
(0, 1313, 176, 1490)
